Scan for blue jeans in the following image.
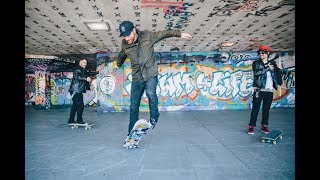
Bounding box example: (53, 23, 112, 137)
(128, 76, 160, 134)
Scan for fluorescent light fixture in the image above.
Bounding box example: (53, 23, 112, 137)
(83, 19, 112, 31)
(249, 38, 262, 42)
(25, 54, 58, 59)
(220, 42, 236, 47)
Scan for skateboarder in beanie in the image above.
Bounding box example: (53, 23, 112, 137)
(247, 45, 283, 135)
(68, 59, 92, 124)
(116, 20, 192, 143)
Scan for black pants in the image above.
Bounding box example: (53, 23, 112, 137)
(249, 91, 273, 126)
(69, 93, 84, 122)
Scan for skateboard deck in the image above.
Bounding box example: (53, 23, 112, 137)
(123, 119, 151, 149)
(69, 123, 93, 130)
(261, 129, 283, 144)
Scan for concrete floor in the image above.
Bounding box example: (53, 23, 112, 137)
(25, 106, 295, 180)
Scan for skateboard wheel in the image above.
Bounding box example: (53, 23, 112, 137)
(279, 136, 282, 139)
(88, 127, 91, 129)
(71, 126, 74, 129)
(261, 139, 265, 143)
(273, 141, 276, 145)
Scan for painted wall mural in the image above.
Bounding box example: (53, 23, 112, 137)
(95, 51, 295, 112)
(25, 74, 36, 104)
(83, 78, 98, 106)
(50, 72, 97, 106)
(34, 71, 50, 110)
(50, 72, 73, 105)
(25, 56, 97, 107)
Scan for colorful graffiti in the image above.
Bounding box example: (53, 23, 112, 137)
(25, 57, 97, 108)
(50, 72, 73, 106)
(25, 51, 295, 111)
(34, 71, 47, 109)
(96, 51, 295, 112)
(50, 72, 97, 106)
(83, 79, 97, 106)
(25, 74, 36, 103)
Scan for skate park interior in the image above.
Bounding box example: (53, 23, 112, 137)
(24, 0, 296, 179)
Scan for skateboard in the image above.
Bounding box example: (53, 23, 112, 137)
(261, 129, 283, 144)
(123, 119, 152, 149)
(68, 123, 93, 130)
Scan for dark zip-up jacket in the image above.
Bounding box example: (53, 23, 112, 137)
(117, 29, 181, 81)
(252, 59, 282, 90)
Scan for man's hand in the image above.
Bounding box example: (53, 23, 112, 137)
(268, 63, 274, 71)
(86, 77, 92, 83)
(181, 33, 192, 39)
(114, 65, 120, 70)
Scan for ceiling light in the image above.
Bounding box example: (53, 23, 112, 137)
(249, 38, 262, 42)
(220, 42, 236, 47)
(25, 54, 58, 59)
(83, 19, 112, 31)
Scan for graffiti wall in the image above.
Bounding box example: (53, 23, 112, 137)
(50, 72, 73, 105)
(25, 56, 98, 107)
(34, 71, 50, 110)
(50, 72, 97, 106)
(25, 74, 36, 104)
(96, 51, 295, 112)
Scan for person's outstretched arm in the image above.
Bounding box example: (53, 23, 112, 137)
(150, 30, 192, 45)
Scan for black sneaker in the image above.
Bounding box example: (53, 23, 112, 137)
(149, 118, 156, 129)
(76, 121, 87, 125)
(68, 119, 75, 124)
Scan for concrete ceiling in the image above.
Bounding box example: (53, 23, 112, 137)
(25, 0, 295, 57)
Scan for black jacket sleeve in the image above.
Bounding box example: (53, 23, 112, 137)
(73, 68, 87, 81)
(252, 60, 268, 76)
(117, 49, 127, 68)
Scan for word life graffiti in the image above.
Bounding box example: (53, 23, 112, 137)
(95, 51, 295, 112)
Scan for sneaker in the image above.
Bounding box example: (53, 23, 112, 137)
(123, 135, 129, 146)
(261, 125, 270, 134)
(248, 126, 254, 135)
(149, 118, 156, 129)
(76, 121, 87, 125)
(68, 119, 75, 124)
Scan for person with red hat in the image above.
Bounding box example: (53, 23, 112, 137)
(247, 45, 283, 135)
